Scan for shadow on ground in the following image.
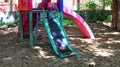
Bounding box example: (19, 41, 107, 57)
(0, 23, 120, 67)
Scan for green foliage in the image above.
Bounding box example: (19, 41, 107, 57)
(99, 0, 112, 6)
(79, 10, 111, 23)
(104, 15, 112, 22)
(62, 10, 111, 25)
(85, 1, 97, 10)
(62, 16, 75, 25)
(63, 19, 75, 25)
(0, 22, 6, 26)
(0, 20, 19, 26)
(99, 0, 112, 9)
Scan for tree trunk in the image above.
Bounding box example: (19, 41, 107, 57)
(102, 0, 105, 10)
(117, 0, 120, 31)
(112, 0, 120, 31)
(77, 0, 80, 13)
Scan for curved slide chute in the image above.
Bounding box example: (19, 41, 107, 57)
(63, 6, 95, 39)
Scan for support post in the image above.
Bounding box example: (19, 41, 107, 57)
(29, 11, 34, 46)
(59, 0, 63, 12)
(19, 11, 24, 41)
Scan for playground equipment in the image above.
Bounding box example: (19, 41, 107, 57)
(18, 0, 94, 58)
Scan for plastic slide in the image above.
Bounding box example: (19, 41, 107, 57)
(63, 6, 95, 39)
(42, 17, 79, 58)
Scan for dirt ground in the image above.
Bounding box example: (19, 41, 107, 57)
(0, 23, 120, 67)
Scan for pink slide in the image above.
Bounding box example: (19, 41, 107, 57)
(63, 6, 95, 39)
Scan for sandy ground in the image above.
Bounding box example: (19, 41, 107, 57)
(0, 23, 120, 67)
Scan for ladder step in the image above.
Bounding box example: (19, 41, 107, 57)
(59, 50, 79, 58)
(23, 34, 29, 39)
(38, 24, 44, 27)
(40, 36, 48, 39)
(38, 29, 46, 32)
(38, 36, 48, 40)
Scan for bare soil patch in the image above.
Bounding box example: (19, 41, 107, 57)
(0, 23, 120, 67)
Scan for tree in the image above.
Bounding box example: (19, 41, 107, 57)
(99, 0, 112, 10)
(77, 0, 80, 10)
(112, 0, 120, 31)
(85, 1, 97, 10)
(102, 0, 105, 10)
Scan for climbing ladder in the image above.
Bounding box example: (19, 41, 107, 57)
(18, 11, 49, 45)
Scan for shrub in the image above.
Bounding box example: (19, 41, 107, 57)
(85, 1, 97, 10)
(79, 10, 111, 23)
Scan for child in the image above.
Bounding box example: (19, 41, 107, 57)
(48, 17, 66, 50)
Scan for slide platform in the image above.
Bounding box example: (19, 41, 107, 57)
(63, 6, 95, 39)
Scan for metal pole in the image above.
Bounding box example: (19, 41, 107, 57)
(19, 11, 24, 41)
(29, 11, 34, 46)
